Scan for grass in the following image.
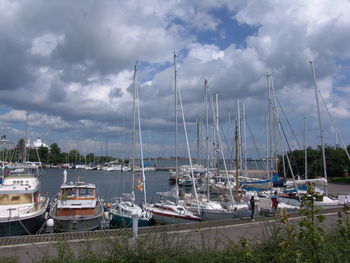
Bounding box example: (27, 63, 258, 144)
(2, 187, 350, 263)
(330, 176, 350, 184)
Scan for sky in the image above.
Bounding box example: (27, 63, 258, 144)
(1, 0, 350, 159)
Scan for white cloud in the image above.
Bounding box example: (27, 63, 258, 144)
(1, 0, 350, 155)
(30, 33, 65, 56)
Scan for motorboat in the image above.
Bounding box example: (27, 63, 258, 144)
(49, 170, 105, 232)
(0, 163, 49, 237)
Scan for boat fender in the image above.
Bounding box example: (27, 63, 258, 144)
(104, 211, 109, 220)
(44, 212, 49, 220)
(47, 218, 54, 227)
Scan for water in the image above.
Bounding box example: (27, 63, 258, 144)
(39, 168, 171, 204)
(39, 160, 265, 204)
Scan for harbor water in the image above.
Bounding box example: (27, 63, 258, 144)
(39, 159, 266, 205)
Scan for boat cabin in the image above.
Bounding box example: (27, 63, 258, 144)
(0, 176, 40, 206)
(56, 182, 98, 217)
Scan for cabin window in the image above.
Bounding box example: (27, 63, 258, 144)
(0, 194, 32, 204)
(79, 188, 93, 197)
(62, 188, 77, 198)
(0, 194, 9, 204)
(11, 196, 20, 201)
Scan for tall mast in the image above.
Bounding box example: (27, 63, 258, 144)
(136, 75, 147, 204)
(204, 80, 210, 200)
(266, 74, 272, 180)
(23, 113, 29, 162)
(228, 112, 232, 170)
(235, 118, 240, 201)
(310, 61, 327, 190)
(304, 116, 308, 179)
(131, 61, 138, 205)
(237, 100, 243, 173)
(177, 60, 200, 213)
(196, 118, 200, 165)
(148, 129, 151, 162)
(215, 94, 220, 177)
(174, 52, 179, 203)
(243, 103, 247, 174)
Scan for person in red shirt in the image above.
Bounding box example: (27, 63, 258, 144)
(271, 191, 279, 217)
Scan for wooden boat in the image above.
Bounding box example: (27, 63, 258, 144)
(49, 170, 105, 232)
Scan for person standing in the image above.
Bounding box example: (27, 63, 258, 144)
(271, 191, 279, 217)
(250, 196, 255, 221)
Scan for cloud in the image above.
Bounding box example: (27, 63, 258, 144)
(1, 0, 350, 156)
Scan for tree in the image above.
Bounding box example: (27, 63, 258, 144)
(49, 143, 61, 164)
(279, 145, 350, 178)
(37, 146, 49, 163)
(16, 138, 26, 162)
(86, 153, 95, 163)
(69, 149, 80, 163)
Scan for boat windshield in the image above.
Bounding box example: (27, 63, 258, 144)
(61, 188, 77, 198)
(0, 193, 32, 205)
(79, 188, 94, 197)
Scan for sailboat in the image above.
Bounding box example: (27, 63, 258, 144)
(145, 53, 201, 224)
(181, 94, 252, 220)
(109, 62, 152, 228)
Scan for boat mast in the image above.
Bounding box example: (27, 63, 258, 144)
(215, 94, 220, 177)
(196, 118, 200, 165)
(176, 55, 200, 213)
(309, 61, 327, 191)
(204, 80, 210, 201)
(243, 102, 247, 174)
(148, 130, 151, 162)
(174, 52, 179, 204)
(304, 116, 308, 179)
(235, 118, 240, 201)
(24, 113, 29, 162)
(136, 75, 147, 205)
(131, 61, 138, 205)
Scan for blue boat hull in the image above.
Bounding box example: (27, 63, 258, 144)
(110, 213, 150, 228)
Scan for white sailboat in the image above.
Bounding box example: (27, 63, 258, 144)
(109, 62, 152, 227)
(146, 53, 201, 224)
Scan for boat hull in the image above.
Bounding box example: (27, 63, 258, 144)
(152, 211, 201, 224)
(0, 210, 47, 237)
(110, 213, 150, 228)
(50, 213, 104, 232)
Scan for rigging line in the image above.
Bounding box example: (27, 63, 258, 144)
(18, 217, 31, 235)
(246, 120, 266, 170)
(318, 90, 350, 161)
(275, 95, 302, 150)
(219, 118, 233, 166)
(278, 115, 302, 177)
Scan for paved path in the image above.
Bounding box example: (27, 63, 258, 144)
(0, 208, 344, 263)
(328, 182, 350, 195)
